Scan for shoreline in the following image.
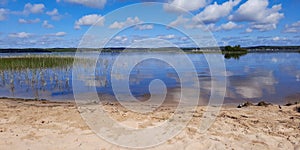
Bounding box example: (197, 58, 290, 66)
(0, 96, 297, 108)
(0, 46, 299, 53)
(0, 97, 299, 149)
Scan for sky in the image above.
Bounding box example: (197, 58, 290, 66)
(0, 0, 299, 48)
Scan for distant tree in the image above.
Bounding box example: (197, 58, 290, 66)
(224, 46, 231, 51)
(222, 45, 247, 59)
(224, 45, 246, 51)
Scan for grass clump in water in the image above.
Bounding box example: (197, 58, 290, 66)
(0, 56, 74, 70)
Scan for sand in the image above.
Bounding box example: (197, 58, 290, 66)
(0, 98, 299, 150)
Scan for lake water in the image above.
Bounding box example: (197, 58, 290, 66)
(0, 52, 299, 105)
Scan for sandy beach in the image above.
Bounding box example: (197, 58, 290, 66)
(0, 98, 299, 150)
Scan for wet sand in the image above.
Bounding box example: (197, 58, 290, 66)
(0, 98, 299, 150)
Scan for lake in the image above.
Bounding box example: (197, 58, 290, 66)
(0, 52, 299, 105)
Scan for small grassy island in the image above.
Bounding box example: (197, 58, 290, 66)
(221, 45, 248, 59)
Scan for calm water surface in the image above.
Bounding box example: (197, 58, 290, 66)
(0, 52, 299, 104)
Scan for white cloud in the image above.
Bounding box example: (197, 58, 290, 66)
(0, 8, 9, 21)
(46, 9, 59, 16)
(184, 22, 215, 31)
(109, 17, 142, 29)
(164, 0, 209, 12)
(167, 15, 217, 32)
(8, 32, 32, 38)
(63, 0, 106, 9)
(229, 0, 284, 31)
(283, 21, 300, 33)
(2, 32, 74, 48)
(23, 3, 45, 14)
(205, 23, 217, 31)
(44, 32, 67, 37)
(18, 18, 40, 24)
(291, 21, 300, 27)
(193, 0, 241, 24)
(168, 15, 189, 27)
(180, 36, 188, 41)
(46, 8, 62, 20)
(113, 36, 127, 42)
(135, 24, 153, 30)
(284, 28, 298, 33)
(108, 17, 153, 30)
(272, 36, 280, 41)
(249, 23, 276, 31)
(157, 34, 176, 40)
(42, 20, 54, 28)
(290, 21, 300, 27)
(74, 14, 104, 30)
(54, 32, 67, 36)
(215, 21, 242, 31)
(229, 0, 282, 23)
(245, 28, 253, 33)
(272, 36, 286, 41)
(106, 35, 129, 47)
(109, 22, 123, 29)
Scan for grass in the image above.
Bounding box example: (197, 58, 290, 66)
(0, 56, 74, 70)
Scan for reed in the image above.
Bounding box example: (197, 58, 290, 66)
(0, 56, 74, 70)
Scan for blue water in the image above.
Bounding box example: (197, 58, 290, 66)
(0, 52, 299, 104)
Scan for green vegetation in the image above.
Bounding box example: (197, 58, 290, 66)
(222, 45, 248, 60)
(223, 45, 247, 51)
(0, 56, 74, 70)
(188, 51, 204, 54)
(223, 52, 248, 59)
(246, 46, 300, 51)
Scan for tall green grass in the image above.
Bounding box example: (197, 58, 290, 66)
(0, 56, 74, 70)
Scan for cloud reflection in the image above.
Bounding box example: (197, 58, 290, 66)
(227, 69, 277, 99)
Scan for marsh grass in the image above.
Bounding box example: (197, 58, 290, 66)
(0, 56, 74, 70)
(0, 55, 97, 99)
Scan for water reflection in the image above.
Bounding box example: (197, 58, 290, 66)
(0, 68, 72, 100)
(222, 52, 247, 60)
(0, 55, 73, 100)
(227, 69, 277, 99)
(0, 52, 299, 104)
(224, 53, 300, 103)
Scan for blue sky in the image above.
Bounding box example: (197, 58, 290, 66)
(0, 0, 299, 48)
